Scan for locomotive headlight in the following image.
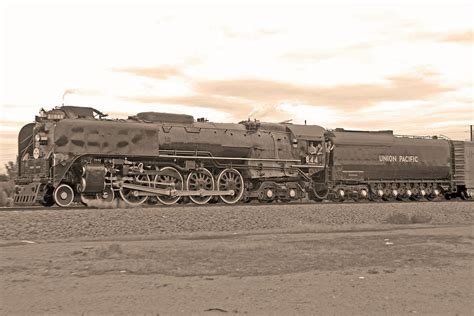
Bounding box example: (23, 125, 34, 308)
(33, 148, 40, 159)
(35, 133, 48, 145)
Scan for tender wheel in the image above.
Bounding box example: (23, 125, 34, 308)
(416, 188, 427, 201)
(154, 167, 184, 206)
(53, 184, 75, 207)
(217, 168, 244, 204)
(357, 189, 369, 201)
(119, 175, 150, 206)
(332, 189, 345, 202)
(382, 188, 395, 201)
(460, 190, 470, 200)
(186, 168, 215, 205)
(410, 186, 420, 201)
(368, 188, 383, 202)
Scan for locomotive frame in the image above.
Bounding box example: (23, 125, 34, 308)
(14, 106, 473, 207)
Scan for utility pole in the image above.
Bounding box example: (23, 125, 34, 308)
(471, 125, 473, 141)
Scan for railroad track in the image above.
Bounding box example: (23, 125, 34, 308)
(1, 198, 472, 212)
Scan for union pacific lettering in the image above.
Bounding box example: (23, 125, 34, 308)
(379, 155, 419, 163)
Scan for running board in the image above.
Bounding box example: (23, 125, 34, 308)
(119, 182, 235, 197)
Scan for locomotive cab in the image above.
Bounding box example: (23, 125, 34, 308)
(284, 124, 328, 168)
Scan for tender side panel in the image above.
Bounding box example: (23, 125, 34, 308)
(331, 131, 451, 181)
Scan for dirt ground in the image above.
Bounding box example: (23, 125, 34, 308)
(0, 202, 473, 315)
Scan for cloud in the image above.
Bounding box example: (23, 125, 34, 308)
(334, 102, 473, 139)
(411, 30, 474, 44)
(121, 94, 298, 121)
(440, 30, 474, 43)
(115, 66, 183, 80)
(0, 131, 18, 173)
(222, 26, 281, 40)
(282, 42, 379, 61)
(122, 70, 454, 121)
(121, 94, 255, 117)
(194, 70, 453, 109)
(283, 29, 473, 63)
(0, 121, 28, 133)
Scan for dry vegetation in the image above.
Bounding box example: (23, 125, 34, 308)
(0, 181, 15, 207)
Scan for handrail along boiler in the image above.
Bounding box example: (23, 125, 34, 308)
(14, 106, 473, 206)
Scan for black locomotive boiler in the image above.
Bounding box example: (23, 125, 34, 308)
(14, 106, 473, 207)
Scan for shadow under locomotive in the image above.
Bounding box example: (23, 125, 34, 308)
(14, 106, 474, 207)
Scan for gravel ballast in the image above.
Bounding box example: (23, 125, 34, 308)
(0, 202, 472, 241)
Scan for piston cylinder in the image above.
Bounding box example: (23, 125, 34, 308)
(78, 164, 106, 193)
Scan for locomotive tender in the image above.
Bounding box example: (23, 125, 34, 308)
(14, 106, 473, 207)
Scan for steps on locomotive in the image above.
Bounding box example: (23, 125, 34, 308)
(452, 141, 466, 184)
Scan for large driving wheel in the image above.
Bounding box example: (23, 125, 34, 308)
(154, 167, 184, 205)
(186, 168, 215, 205)
(217, 168, 244, 204)
(53, 184, 75, 207)
(119, 175, 150, 206)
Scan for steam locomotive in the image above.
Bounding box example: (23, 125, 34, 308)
(14, 106, 473, 207)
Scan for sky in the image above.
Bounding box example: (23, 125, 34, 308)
(0, 1, 473, 173)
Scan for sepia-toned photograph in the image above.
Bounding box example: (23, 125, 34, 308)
(0, 0, 473, 315)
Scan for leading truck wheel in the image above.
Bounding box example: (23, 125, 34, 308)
(53, 184, 75, 207)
